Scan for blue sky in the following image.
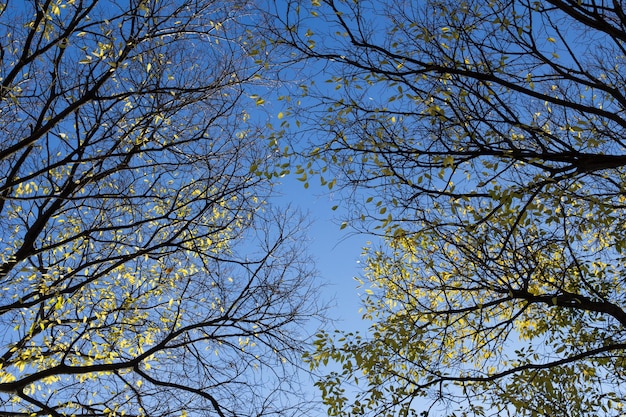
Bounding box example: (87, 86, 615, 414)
(272, 173, 370, 329)
(252, 3, 384, 411)
(250, 0, 382, 332)
(264, 173, 373, 416)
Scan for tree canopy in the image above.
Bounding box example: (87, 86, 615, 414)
(269, 0, 626, 416)
(0, 1, 320, 417)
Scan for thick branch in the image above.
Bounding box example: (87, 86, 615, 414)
(511, 289, 626, 328)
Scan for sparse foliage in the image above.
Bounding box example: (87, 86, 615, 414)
(270, 0, 626, 416)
